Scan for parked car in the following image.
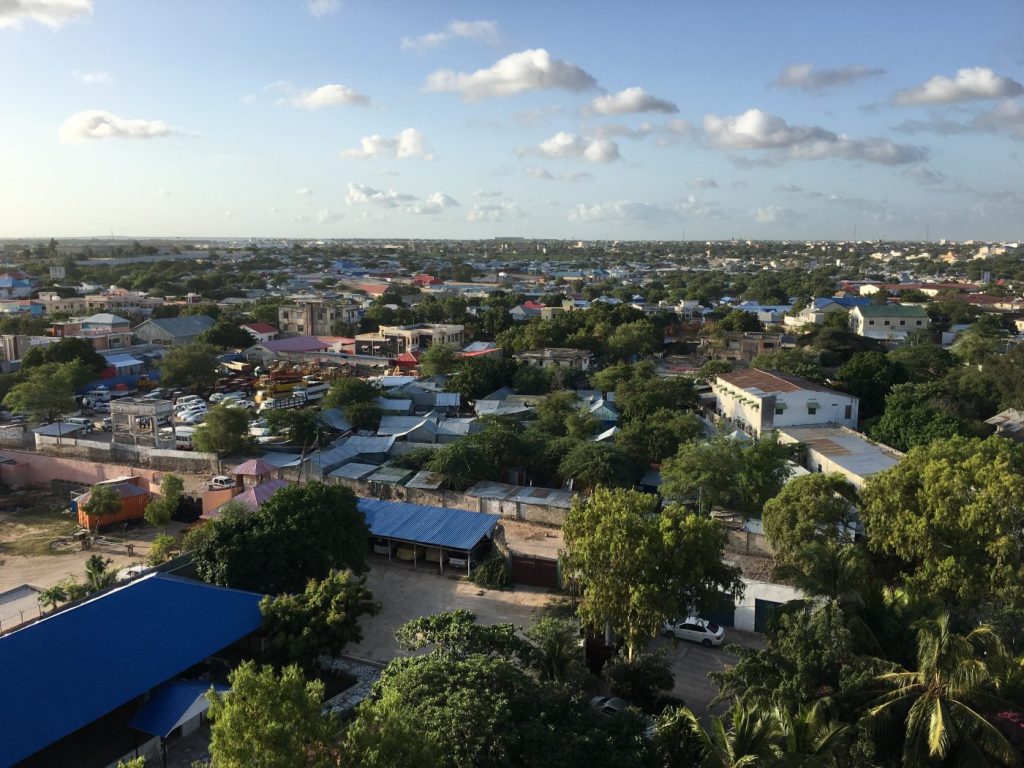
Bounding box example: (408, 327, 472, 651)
(589, 696, 633, 718)
(64, 417, 94, 433)
(143, 388, 165, 399)
(92, 401, 111, 413)
(179, 411, 206, 425)
(661, 617, 725, 648)
(210, 475, 235, 489)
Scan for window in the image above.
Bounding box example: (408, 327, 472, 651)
(844, 404, 852, 419)
(807, 405, 818, 415)
(916, 320, 922, 325)
(868, 320, 875, 325)
(884, 320, 890, 326)
(900, 320, 906, 326)
(775, 406, 784, 415)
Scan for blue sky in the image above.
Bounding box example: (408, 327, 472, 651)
(1, 0, 1023, 240)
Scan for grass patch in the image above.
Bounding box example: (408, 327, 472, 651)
(0, 502, 79, 557)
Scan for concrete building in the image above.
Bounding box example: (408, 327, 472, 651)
(110, 397, 175, 449)
(278, 298, 360, 336)
(776, 425, 902, 489)
(36, 291, 87, 315)
(84, 288, 163, 316)
(849, 304, 930, 341)
(712, 369, 859, 436)
(700, 332, 789, 363)
(514, 347, 595, 371)
(239, 321, 279, 343)
(354, 323, 464, 356)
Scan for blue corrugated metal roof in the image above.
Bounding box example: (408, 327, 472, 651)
(129, 680, 228, 738)
(0, 573, 262, 767)
(358, 498, 498, 551)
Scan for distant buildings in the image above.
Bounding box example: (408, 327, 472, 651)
(354, 323, 464, 356)
(515, 347, 595, 371)
(132, 314, 215, 346)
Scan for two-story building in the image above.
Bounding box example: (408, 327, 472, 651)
(712, 369, 859, 436)
(514, 347, 595, 371)
(849, 304, 930, 341)
(354, 323, 464, 356)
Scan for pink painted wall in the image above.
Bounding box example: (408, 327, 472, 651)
(2, 450, 168, 493)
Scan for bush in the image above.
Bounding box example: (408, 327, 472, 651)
(470, 552, 511, 591)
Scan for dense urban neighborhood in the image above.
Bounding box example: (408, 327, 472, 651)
(0, 235, 1022, 766)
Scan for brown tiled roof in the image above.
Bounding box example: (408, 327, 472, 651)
(717, 368, 835, 395)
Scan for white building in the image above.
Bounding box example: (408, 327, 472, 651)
(849, 304, 930, 341)
(712, 369, 859, 436)
(776, 425, 902, 490)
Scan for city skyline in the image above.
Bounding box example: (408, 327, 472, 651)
(2, 0, 1023, 241)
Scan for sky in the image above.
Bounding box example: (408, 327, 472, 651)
(1, 0, 1023, 241)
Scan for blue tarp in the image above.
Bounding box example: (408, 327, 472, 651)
(358, 498, 498, 551)
(0, 574, 262, 767)
(129, 680, 229, 738)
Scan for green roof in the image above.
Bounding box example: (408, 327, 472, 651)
(855, 304, 929, 318)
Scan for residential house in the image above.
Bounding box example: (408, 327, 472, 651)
(700, 332, 789, 363)
(0, 272, 34, 299)
(354, 323, 464, 356)
(849, 305, 929, 341)
(0, 300, 43, 316)
(239, 321, 279, 343)
(515, 347, 594, 371)
(36, 291, 88, 315)
(776, 425, 902, 490)
(712, 369, 859, 436)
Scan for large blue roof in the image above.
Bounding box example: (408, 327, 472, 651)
(0, 573, 262, 767)
(358, 498, 498, 551)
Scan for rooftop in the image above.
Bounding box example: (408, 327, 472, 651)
(0, 573, 262, 766)
(853, 304, 929, 318)
(357, 498, 499, 551)
(716, 368, 835, 396)
(777, 425, 902, 480)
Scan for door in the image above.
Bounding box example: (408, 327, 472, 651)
(703, 592, 735, 629)
(754, 599, 783, 633)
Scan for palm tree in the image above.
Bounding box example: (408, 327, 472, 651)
(84, 555, 117, 593)
(679, 703, 781, 768)
(865, 613, 1022, 767)
(773, 703, 848, 767)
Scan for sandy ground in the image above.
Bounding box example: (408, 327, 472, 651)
(348, 557, 561, 664)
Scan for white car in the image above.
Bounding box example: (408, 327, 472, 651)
(176, 403, 207, 416)
(210, 475, 235, 489)
(662, 617, 725, 648)
(178, 410, 207, 424)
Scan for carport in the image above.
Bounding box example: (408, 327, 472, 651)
(357, 498, 499, 576)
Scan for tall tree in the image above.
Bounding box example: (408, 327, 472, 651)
(762, 474, 858, 568)
(191, 482, 369, 594)
(860, 435, 1024, 616)
(866, 614, 1020, 767)
(322, 377, 380, 410)
(3, 362, 80, 422)
(207, 662, 340, 768)
(418, 342, 462, 377)
(21, 337, 106, 376)
(558, 441, 641, 491)
(193, 404, 252, 455)
(143, 472, 183, 529)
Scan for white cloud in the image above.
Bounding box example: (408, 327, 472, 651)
(525, 131, 620, 163)
(59, 110, 181, 142)
(703, 108, 926, 165)
(474, 189, 503, 197)
(773, 63, 885, 91)
(221, 210, 232, 220)
(570, 200, 671, 222)
(402, 19, 498, 51)
(287, 83, 370, 109)
(467, 201, 525, 222)
(308, 0, 340, 17)
(895, 99, 1024, 142)
(295, 187, 313, 196)
(424, 48, 598, 100)
(893, 67, 1023, 105)
(0, 0, 91, 29)
(525, 167, 593, 182)
(586, 122, 654, 140)
(343, 128, 434, 160)
(345, 183, 458, 215)
(753, 205, 802, 225)
(591, 86, 678, 115)
(317, 208, 343, 223)
(72, 69, 111, 85)
(688, 177, 718, 189)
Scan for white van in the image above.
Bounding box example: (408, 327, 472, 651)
(175, 395, 203, 407)
(172, 426, 196, 450)
(64, 417, 94, 433)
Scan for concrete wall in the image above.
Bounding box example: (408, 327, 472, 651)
(0, 450, 206, 494)
(733, 578, 803, 633)
(29, 437, 219, 474)
(726, 528, 775, 557)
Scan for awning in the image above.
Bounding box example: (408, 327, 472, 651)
(129, 680, 228, 738)
(774, 401, 788, 411)
(806, 400, 820, 407)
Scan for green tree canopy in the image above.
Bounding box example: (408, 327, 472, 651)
(562, 487, 742, 660)
(260, 570, 379, 669)
(446, 356, 519, 400)
(264, 408, 322, 446)
(322, 376, 380, 410)
(192, 404, 252, 455)
(21, 337, 106, 376)
(191, 482, 369, 594)
(860, 435, 1024, 616)
(197, 320, 256, 350)
(834, 351, 900, 418)
(3, 362, 80, 422)
(207, 661, 340, 768)
(418, 341, 462, 377)
(158, 342, 219, 390)
(616, 409, 705, 466)
(762, 474, 859, 568)
(558, 441, 641, 491)
(605, 319, 661, 361)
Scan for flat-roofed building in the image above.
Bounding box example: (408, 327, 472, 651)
(713, 369, 859, 436)
(849, 304, 929, 341)
(777, 424, 902, 489)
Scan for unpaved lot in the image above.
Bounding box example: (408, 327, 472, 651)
(349, 558, 561, 663)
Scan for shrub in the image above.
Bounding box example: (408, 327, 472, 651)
(470, 552, 511, 591)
